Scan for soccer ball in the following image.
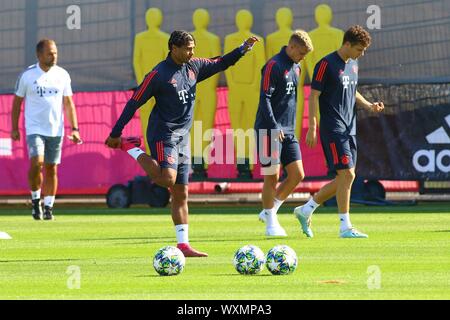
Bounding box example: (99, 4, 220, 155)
(233, 245, 266, 275)
(153, 246, 186, 276)
(266, 245, 298, 275)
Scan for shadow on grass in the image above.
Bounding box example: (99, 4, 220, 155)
(211, 273, 273, 277)
(2, 203, 450, 217)
(72, 237, 267, 245)
(73, 237, 174, 242)
(134, 275, 162, 278)
(0, 258, 84, 264)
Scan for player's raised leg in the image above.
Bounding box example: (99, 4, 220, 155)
(119, 136, 177, 188)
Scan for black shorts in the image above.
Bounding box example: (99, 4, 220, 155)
(148, 135, 190, 185)
(320, 132, 357, 173)
(256, 130, 302, 168)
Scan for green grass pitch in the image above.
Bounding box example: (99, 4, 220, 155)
(0, 204, 449, 300)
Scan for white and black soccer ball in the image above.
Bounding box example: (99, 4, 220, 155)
(153, 246, 186, 276)
(233, 245, 266, 275)
(266, 245, 298, 275)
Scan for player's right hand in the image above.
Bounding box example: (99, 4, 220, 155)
(305, 127, 317, 148)
(278, 129, 285, 142)
(11, 130, 20, 141)
(105, 136, 121, 149)
(241, 36, 260, 53)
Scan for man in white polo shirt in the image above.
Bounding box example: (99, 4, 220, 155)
(11, 39, 81, 220)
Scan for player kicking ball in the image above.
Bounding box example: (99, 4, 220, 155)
(106, 30, 259, 256)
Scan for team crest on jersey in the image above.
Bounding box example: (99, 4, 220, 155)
(284, 70, 289, 79)
(188, 70, 196, 80)
(295, 67, 300, 76)
(352, 65, 358, 74)
(339, 69, 344, 75)
(167, 155, 175, 165)
(341, 155, 350, 165)
(168, 78, 177, 87)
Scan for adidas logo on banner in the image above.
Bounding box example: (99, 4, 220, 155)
(413, 114, 450, 173)
(426, 115, 450, 144)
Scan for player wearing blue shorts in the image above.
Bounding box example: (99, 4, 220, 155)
(11, 39, 81, 221)
(254, 30, 313, 236)
(294, 25, 384, 238)
(105, 30, 259, 257)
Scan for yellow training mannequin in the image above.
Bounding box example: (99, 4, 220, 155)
(296, 4, 343, 138)
(265, 7, 293, 59)
(305, 4, 344, 79)
(190, 8, 221, 172)
(224, 9, 265, 174)
(133, 8, 169, 152)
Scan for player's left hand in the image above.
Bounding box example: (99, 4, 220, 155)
(105, 136, 121, 149)
(242, 36, 260, 52)
(370, 101, 384, 112)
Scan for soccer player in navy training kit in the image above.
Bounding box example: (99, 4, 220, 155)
(105, 30, 259, 257)
(294, 25, 384, 238)
(255, 30, 313, 236)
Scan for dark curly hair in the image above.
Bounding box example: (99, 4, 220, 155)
(168, 30, 195, 51)
(343, 25, 371, 47)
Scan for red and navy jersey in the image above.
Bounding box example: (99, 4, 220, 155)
(254, 46, 300, 135)
(110, 48, 244, 139)
(311, 51, 359, 135)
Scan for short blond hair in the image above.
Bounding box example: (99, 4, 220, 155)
(289, 30, 313, 52)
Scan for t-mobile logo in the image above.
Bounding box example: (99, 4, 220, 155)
(342, 76, 350, 89)
(286, 82, 295, 94)
(36, 86, 58, 97)
(178, 89, 189, 104)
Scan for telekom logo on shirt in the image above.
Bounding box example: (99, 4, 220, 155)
(36, 86, 59, 97)
(178, 89, 190, 104)
(286, 82, 295, 94)
(36, 86, 46, 97)
(342, 76, 350, 89)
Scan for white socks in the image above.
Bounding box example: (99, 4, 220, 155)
(300, 198, 320, 217)
(127, 148, 145, 160)
(265, 208, 281, 227)
(339, 213, 352, 232)
(175, 224, 189, 244)
(272, 197, 283, 214)
(44, 196, 55, 208)
(31, 191, 55, 208)
(31, 189, 41, 201)
(263, 198, 284, 228)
